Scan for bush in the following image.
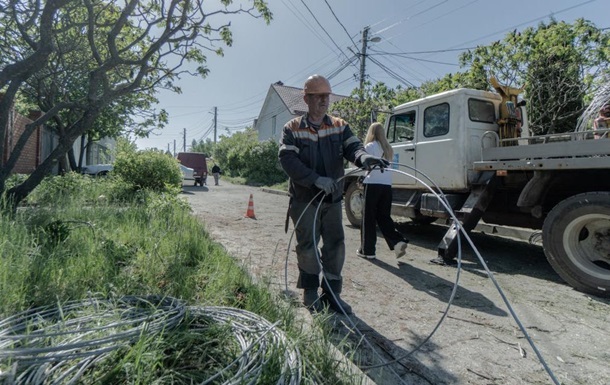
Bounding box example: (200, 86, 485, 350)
(113, 150, 182, 192)
(29, 172, 95, 205)
(214, 130, 287, 186)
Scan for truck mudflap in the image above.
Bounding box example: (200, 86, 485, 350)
(436, 171, 497, 262)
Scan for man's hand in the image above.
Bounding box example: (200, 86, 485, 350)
(314, 176, 337, 195)
(360, 154, 390, 171)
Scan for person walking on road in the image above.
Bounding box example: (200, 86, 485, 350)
(279, 74, 388, 314)
(357, 122, 409, 260)
(212, 164, 221, 186)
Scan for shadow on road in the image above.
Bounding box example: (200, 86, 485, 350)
(368, 257, 508, 317)
(181, 185, 209, 194)
(393, 222, 565, 285)
(327, 312, 457, 385)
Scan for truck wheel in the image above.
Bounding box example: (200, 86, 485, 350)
(345, 181, 364, 228)
(542, 192, 610, 297)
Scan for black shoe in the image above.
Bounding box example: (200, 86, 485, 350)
(430, 256, 457, 266)
(303, 289, 323, 313)
(320, 292, 352, 315)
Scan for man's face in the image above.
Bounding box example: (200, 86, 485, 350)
(305, 93, 330, 117)
(602, 104, 610, 117)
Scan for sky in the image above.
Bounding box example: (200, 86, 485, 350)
(134, 0, 609, 152)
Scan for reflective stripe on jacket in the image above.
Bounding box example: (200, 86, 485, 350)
(279, 114, 366, 203)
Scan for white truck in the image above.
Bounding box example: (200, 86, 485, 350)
(343, 87, 610, 297)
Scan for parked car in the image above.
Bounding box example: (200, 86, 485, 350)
(179, 164, 195, 181)
(81, 164, 113, 176)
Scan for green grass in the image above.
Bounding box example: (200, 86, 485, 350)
(0, 174, 363, 384)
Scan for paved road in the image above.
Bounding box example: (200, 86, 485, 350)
(182, 181, 610, 385)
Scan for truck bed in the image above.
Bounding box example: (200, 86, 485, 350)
(474, 130, 610, 171)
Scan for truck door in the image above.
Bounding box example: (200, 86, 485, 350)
(386, 109, 417, 185)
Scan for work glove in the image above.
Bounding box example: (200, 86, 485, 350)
(360, 154, 390, 171)
(314, 176, 337, 195)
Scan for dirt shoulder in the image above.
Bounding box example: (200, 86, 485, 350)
(182, 181, 610, 385)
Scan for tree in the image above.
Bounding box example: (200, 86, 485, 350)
(459, 19, 610, 135)
(418, 70, 488, 96)
(331, 82, 398, 139)
(213, 128, 285, 185)
(190, 138, 216, 158)
(0, 0, 272, 208)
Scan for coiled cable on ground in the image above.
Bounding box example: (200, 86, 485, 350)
(0, 295, 185, 384)
(0, 296, 301, 385)
(189, 306, 301, 385)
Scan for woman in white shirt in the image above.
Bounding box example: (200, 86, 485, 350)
(357, 122, 409, 260)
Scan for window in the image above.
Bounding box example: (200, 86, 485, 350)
(424, 103, 450, 137)
(469, 99, 496, 123)
(387, 111, 416, 143)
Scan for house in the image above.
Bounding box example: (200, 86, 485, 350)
(2, 96, 115, 175)
(254, 81, 348, 142)
(1, 104, 56, 174)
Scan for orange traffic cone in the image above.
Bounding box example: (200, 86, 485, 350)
(245, 193, 256, 219)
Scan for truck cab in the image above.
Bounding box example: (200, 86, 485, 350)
(388, 88, 502, 190)
(344, 88, 514, 225)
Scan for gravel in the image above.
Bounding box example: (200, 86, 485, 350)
(183, 181, 610, 385)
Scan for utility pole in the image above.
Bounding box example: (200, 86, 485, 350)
(359, 26, 370, 100)
(173, 139, 176, 157)
(358, 26, 381, 101)
(183, 128, 186, 151)
(213, 106, 218, 144)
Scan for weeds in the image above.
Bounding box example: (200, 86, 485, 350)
(0, 173, 362, 384)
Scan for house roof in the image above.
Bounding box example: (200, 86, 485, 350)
(271, 82, 348, 115)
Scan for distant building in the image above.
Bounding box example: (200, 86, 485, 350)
(254, 81, 348, 142)
(1, 98, 56, 174)
(1, 94, 115, 175)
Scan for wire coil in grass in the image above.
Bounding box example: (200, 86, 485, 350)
(188, 306, 302, 385)
(0, 297, 301, 385)
(0, 295, 186, 384)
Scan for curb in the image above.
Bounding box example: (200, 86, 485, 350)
(260, 187, 290, 197)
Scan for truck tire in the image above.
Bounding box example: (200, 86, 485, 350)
(542, 192, 610, 297)
(345, 181, 364, 228)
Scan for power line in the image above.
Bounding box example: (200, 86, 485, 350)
(372, 52, 459, 67)
(453, 0, 598, 48)
(370, 46, 477, 55)
(323, 0, 359, 52)
(280, 0, 338, 55)
(368, 56, 416, 88)
(376, 0, 449, 35)
(297, 0, 351, 62)
(382, 0, 479, 43)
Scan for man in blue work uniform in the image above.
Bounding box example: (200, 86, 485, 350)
(279, 74, 388, 314)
